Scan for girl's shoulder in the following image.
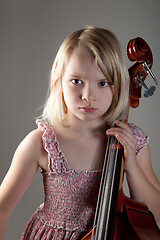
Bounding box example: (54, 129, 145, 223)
(24, 128, 43, 148)
(128, 122, 148, 139)
(128, 122, 149, 156)
(17, 128, 44, 163)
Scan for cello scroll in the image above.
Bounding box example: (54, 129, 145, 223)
(127, 37, 158, 108)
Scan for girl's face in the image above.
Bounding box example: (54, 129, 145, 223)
(62, 46, 114, 125)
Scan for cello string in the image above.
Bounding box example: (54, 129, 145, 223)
(91, 134, 111, 239)
(104, 137, 120, 239)
(93, 133, 119, 239)
(101, 135, 119, 239)
(91, 134, 115, 239)
(98, 134, 117, 239)
(103, 120, 125, 239)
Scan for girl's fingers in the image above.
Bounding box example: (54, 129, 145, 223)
(106, 121, 133, 140)
(106, 121, 137, 172)
(114, 121, 133, 134)
(106, 121, 137, 154)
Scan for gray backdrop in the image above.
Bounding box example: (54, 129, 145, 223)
(0, 0, 160, 239)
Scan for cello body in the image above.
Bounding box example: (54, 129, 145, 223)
(115, 188, 160, 240)
(82, 188, 160, 240)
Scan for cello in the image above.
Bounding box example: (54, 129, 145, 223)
(82, 37, 160, 240)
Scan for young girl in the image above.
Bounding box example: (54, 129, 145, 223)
(0, 26, 160, 240)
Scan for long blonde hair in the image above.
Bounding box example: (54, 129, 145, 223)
(42, 26, 129, 126)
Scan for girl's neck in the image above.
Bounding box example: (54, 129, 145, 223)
(64, 114, 108, 138)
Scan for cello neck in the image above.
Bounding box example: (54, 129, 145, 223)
(93, 136, 124, 240)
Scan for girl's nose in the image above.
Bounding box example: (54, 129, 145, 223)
(81, 85, 96, 102)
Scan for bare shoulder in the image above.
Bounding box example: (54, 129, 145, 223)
(23, 128, 43, 148)
(19, 128, 43, 149)
(15, 128, 45, 166)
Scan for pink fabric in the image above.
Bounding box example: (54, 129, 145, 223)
(21, 120, 148, 240)
(128, 123, 149, 157)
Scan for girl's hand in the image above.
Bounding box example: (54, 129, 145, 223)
(106, 121, 137, 172)
(106, 121, 160, 221)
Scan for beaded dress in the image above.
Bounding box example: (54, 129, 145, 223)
(21, 120, 148, 240)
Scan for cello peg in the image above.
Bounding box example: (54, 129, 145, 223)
(135, 73, 156, 98)
(142, 61, 158, 85)
(144, 85, 156, 98)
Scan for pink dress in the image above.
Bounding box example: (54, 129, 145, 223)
(21, 120, 149, 240)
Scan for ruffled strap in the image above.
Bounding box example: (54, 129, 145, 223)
(36, 119, 69, 173)
(129, 123, 149, 157)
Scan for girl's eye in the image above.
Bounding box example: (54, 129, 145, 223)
(98, 81, 109, 87)
(71, 79, 83, 85)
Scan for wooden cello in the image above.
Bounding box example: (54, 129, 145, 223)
(82, 37, 160, 240)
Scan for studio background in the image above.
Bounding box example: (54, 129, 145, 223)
(0, 0, 160, 239)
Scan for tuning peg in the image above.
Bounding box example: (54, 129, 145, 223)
(135, 73, 156, 98)
(142, 61, 158, 85)
(144, 85, 156, 98)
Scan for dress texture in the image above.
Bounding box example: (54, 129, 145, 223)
(21, 120, 149, 240)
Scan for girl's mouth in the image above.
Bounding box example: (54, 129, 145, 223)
(79, 107, 97, 113)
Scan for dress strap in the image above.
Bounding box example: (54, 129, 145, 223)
(36, 119, 69, 173)
(129, 123, 149, 157)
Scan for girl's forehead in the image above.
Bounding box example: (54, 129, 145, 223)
(71, 46, 94, 59)
(68, 46, 97, 68)
(63, 48, 105, 80)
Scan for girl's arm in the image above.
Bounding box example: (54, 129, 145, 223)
(106, 121, 160, 221)
(0, 129, 43, 239)
(125, 144, 160, 221)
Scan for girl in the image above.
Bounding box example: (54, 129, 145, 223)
(0, 26, 160, 240)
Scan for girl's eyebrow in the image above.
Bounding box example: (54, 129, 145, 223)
(96, 78, 109, 82)
(69, 73, 84, 79)
(69, 74, 107, 82)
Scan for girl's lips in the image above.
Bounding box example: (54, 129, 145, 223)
(79, 107, 97, 113)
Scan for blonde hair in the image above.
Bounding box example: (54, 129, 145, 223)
(42, 26, 129, 126)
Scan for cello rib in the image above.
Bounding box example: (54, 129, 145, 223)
(114, 188, 160, 240)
